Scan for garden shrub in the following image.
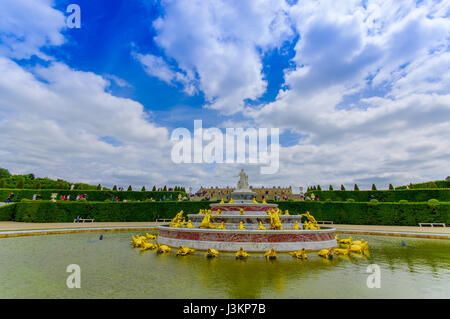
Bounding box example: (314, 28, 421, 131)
(304, 189, 450, 202)
(0, 189, 185, 202)
(427, 199, 440, 208)
(2, 201, 447, 226)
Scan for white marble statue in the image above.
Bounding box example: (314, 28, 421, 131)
(236, 168, 249, 190)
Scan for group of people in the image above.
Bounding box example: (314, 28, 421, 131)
(32, 194, 43, 200)
(75, 194, 88, 201)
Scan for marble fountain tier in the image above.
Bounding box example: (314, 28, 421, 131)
(158, 169, 337, 252)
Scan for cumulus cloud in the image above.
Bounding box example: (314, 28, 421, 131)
(1, 0, 449, 190)
(0, 0, 66, 59)
(138, 0, 294, 114)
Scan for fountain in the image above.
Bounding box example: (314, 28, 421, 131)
(158, 169, 337, 253)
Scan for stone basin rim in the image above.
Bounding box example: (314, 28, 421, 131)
(158, 225, 336, 233)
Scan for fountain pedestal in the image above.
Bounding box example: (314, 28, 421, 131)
(158, 169, 337, 252)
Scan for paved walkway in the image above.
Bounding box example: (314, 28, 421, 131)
(332, 224, 449, 234)
(0, 221, 166, 231)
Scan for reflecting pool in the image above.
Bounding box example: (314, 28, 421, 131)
(0, 232, 449, 298)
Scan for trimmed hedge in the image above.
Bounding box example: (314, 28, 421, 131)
(304, 189, 450, 202)
(2, 200, 449, 226)
(10, 201, 212, 223)
(275, 201, 450, 226)
(0, 189, 185, 203)
(396, 180, 450, 189)
(0, 204, 16, 221)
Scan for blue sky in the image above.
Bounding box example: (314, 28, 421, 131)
(0, 0, 449, 190)
(41, 0, 299, 132)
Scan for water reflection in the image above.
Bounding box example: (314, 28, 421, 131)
(0, 233, 449, 298)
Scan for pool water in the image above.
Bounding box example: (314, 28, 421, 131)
(0, 232, 449, 298)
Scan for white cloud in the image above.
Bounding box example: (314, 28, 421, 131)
(142, 0, 294, 114)
(133, 52, 196, 95)
(0, 0, 66, 59)
(1, 0, 449, 191)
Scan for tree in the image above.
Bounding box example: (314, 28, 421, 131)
(340, 184, 345, 191)
(16, 178, 25, 189)
(0, 168, 11, 179)
(371, 184, 377, 191)
(389, 184, 394, 190)
(113, 185, 117, 191)
(316, 185, 321, 191)
(0, 179, 5, 188)
(127, 185, 132, 191)
(163, 185, 167, 191)
(354, 184, 359, 191)
(35, 181, 41, 190)
(141, 186, 146, 191)
(329, 185, 333, 191)
(429, 182, 437, 189)
(152, 185, 156, 191)
(97, 184, 102, 190)
(57, 183, 64, 189)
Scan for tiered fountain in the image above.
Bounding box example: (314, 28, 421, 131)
(158, 169, 337, 253)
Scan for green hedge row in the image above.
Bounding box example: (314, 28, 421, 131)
(275, 201, 450, 225)
(404, 180, 450, 189)
(2, 200, 449, 226)
(0, 189, 185, 202)
(9, 201, 211, 223)
(0, 204, 16, 221)
(304, 189, 450, 202)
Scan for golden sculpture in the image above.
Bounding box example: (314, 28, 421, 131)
(169, 210, 184, 227)
(239, 208, 245, 215)
(318, 248, 333, 259)
(269, 209, 283, 230)
(131, 235, 144, 248)
(176, 246, 195, 256)
(238, 221, 245, 230)
(186, 220, 194, 228)
(220, 199, 224, 203)
(217, 222, 226, 229)
(199, 210, 217, 229)
(338, 236, 352, 245)
(293, 221, 301, 230)
(264, 248, 278, 260)
(156, 243, 171, 254)
(289, 248, 307, 259)
(301, 211, 319, 230)
(284, 210, 290, 215)
(229, 198, 234, 203)
(141, 241, 157, 251)
(334, 247, 351, 256)
(235, 247, 249, 259)
(258, 221, 266, 230)
(206, 248, 219, 258)
(215, 209, 222, 215)
(350, 242, 369, 254)
(145, 233, 157, 240)
(252, 198, 258, 203)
